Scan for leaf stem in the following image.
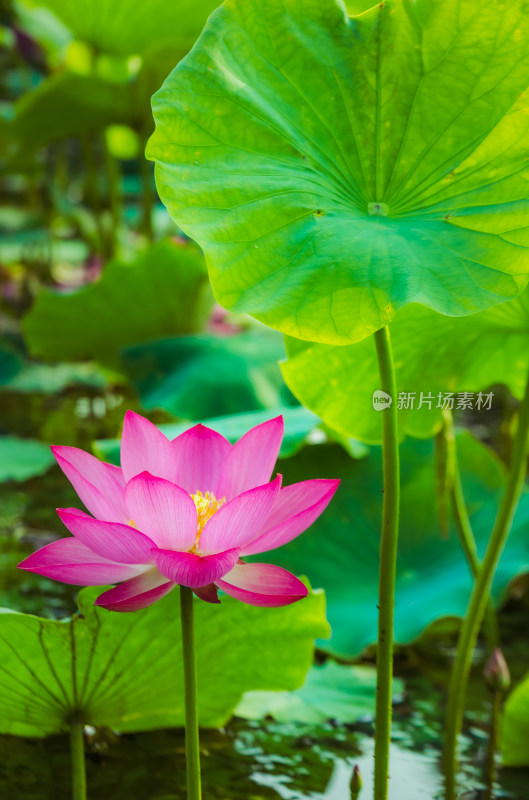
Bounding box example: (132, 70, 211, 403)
(373, 325, 400, 800)
(70, 721, 87, 800)
(180, 586, 202, 800)
(484, 691, 502, 800)
(443, 372, 529, 799)
(444, 413, 499, 649)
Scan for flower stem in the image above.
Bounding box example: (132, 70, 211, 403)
(180, 586, 202, 800)
(373, 325, 400, 800)
(70, 721, 87, 800)
(443, 371, 529, 799)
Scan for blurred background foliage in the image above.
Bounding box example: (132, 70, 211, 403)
(1, 0, 529, 797)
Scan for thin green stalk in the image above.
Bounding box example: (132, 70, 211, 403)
(443, 373, 529, 799)
(451, 471, 500, 649)
(484, 691, 502, 800)
(180, 586, 202, 800)
(373, 325, 400, 800)
(70, 721, 87, 800)
(444, 413, 499, 649)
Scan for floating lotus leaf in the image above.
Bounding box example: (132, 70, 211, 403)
(148, 0, 529, 345)
(0, 437, 56, 482)
(235, 661, 403, 724)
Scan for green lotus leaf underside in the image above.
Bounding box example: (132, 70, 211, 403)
(148, 0, 529, 345)
(0, 585, 328, 737)
(282, 287, 529, 443)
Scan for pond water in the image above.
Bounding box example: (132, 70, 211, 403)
(1, 677, 529, 799)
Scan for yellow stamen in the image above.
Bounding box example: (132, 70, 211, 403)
(191, 490, 226, 545)
(129, 519, 137, 527)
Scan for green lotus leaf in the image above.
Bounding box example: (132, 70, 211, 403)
(121, 330, 295, 419)
(95, 405, 323, 463)
(282, 288, 529, 443)
(501, 670, 529, 767)
(148, 0, 529, 345)
(0, 437, 56, 482)
(0, 585, 328, 736)
(22, 240, 212, 369)
(235, 661, 403, 724)
(25, 0, 221, 58)
(260, 432, 529, 656)
(8, 71, 136, 161)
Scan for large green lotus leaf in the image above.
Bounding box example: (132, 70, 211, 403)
(121, 330, 295, 419)
(24, 0, 221, 58)
(0, 437, 56, 482)
(22, 240, 212, 369)
(0, 585, 328, 737)
(95, 405, 323, 464)
(501, 670, 529, 766)
(235, 661, 403, 724)
(259, 433, 529, 656)
(7, 71, 136, 161)
(282, 289, 529, 443)
(148, 0, 529, 346)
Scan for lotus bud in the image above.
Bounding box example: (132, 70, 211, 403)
(350, 764, 362, 798)
(483, 647, 511, 694)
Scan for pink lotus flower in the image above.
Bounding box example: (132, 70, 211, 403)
(19, 412, 339, 612)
